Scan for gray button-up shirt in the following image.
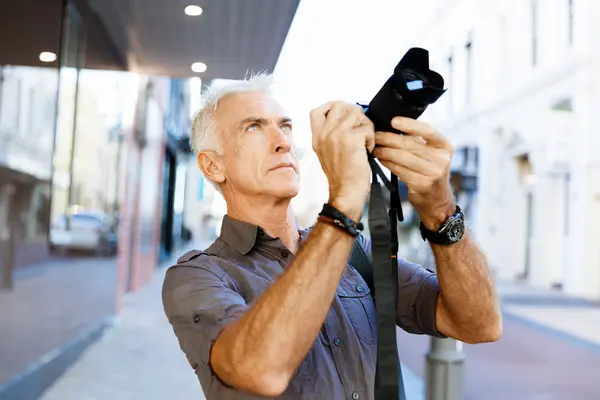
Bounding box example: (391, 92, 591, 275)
(162, 215, 444, 400)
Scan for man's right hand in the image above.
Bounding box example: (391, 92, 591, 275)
(310, 101, 375, 221)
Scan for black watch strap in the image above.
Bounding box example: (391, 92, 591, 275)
(318, 203, 364, 237)
(419, 205, 464, 245)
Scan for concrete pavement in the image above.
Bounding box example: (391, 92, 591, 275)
(397, 280, 600, 400)
(40, 260, 202, 400)
(0, 255, 117, 399)
(499, 280, 600, 348)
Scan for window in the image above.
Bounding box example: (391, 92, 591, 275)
(531, 0, 538, 65)
(568, 0, 574, 45)
(465, 38, 473, 105)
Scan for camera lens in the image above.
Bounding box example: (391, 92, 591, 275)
(364, 48, 446, 133)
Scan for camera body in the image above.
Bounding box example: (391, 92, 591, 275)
(360, 48, 446, 134)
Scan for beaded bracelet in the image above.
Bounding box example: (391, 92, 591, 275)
(318, 203, 364, 237)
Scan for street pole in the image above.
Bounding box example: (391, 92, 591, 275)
(425, 335, 465, 400)
(423, 244, 465, 400)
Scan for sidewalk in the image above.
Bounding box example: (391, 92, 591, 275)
(0, 255, 117, 398)
(40, 247, 203, 400)
(39, 243, 426, 400)
(498, 280, 600, 348)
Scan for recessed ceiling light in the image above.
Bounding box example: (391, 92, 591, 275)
(39, 52, 57, 62)
(185, 5, 203, 16)
(191, 62, 207, 73)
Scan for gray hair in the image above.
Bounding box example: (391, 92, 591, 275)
(190, 72, 275, 155)
(190, 72, 275, 193)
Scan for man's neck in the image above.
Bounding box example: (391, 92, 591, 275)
(225, 196, 300, 254)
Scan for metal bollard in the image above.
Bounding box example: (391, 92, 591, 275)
(425, 335, 465, 400)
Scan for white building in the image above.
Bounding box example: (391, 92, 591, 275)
(410, 0, 600, 299)
(274, 0, 600, 299)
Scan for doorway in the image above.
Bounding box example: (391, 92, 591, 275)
(516, 154, 534, 281)
(159, 151, 176, 263)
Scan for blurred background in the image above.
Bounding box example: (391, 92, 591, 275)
(0, 0, 599, 399)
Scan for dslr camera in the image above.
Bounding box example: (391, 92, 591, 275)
(360, 47, 446, 133)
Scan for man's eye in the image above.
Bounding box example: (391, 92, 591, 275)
(281, 123, 292, 131)
(247, 123, 261, 131)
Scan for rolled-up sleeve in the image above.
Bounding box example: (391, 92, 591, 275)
(395, 258, 446, 338)
(357, 234, 446, 338)
(162, 263, 249, 369)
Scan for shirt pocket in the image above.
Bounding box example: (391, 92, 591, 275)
(337, 267, 377, 346)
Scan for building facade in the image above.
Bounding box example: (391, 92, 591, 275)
(0, 0, 195, 397)
(412, 0, 600, 299)
(273, 0, 600, 299)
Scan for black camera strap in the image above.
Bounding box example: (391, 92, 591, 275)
(352, 46, 445, 400)
(366, 152, 406, 400)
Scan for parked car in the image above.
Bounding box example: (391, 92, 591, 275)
(50, 212, 116, 256)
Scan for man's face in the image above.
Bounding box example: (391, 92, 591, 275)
(212, 91, 300, 199)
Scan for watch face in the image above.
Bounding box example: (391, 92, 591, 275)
(419, 207, 465, 245)
(446, 218, 465, 242)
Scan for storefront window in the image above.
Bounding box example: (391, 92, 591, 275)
(50, 1, 86, 223)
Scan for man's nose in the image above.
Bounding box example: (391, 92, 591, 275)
(271, 127, 292, 153)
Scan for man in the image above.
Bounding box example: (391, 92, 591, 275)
(162, 73, 502, 400)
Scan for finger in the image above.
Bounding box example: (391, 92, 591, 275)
(372, 147, 431, 174)
(375, 131, 432, 160)
(323, 101, 362, 133)
(375, 131, 425, 147)
(310, 101, 334, 134)
(378, 159, 423, 187)
(336, 107, 372, 131)
(334, 110, 374, 151)
(391, 117, 450, 149)
(361, 125, 376, 152)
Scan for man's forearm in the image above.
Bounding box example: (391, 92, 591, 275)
(431, 230, 502, 343)
(211, 221, 355, 395)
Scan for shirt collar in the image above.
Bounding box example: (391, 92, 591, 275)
(219, 214, 307, 255)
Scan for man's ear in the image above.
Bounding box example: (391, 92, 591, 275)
(197, 151, 226, 186)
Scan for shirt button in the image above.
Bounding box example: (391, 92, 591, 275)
(193, 314, 200, 323)
(281, 250, 289, 259)
(333, 338, 341, 346)
(356, 285, 364, 293)
(352, 392, 360, 400)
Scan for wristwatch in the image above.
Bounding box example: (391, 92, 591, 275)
(419, 205, 465, 245)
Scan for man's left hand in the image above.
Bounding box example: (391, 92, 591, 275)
(372, 116, 456, 230)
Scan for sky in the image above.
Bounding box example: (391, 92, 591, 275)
(273, 0, 437, 150)
(273, 0, 437, 219)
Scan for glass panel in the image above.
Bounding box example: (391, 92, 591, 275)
(50, 2, 86, 227)
(0, 0, 64, 388)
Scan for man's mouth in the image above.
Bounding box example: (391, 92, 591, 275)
(271, 162, 295, 171)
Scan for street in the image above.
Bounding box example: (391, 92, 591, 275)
(397, 304, 600, 400)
